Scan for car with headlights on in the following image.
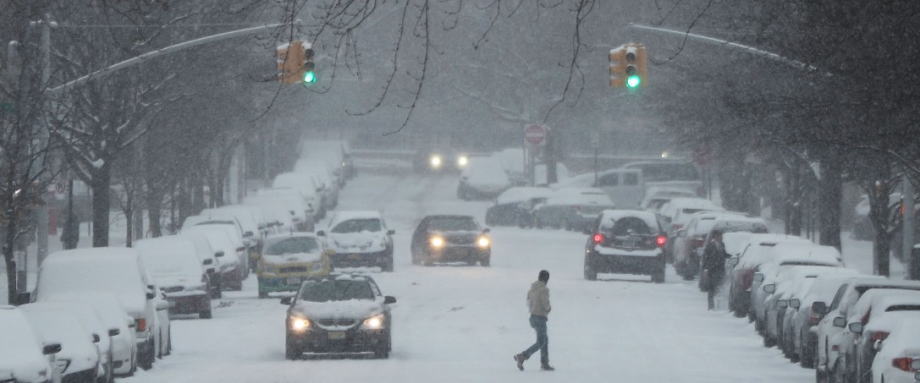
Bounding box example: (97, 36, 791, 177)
(135, 236, 213, 319)
(319, 211, 395, 271)
(413, 148, 468, 173)
(410, 214, 491, 266)
(583, 210, 667, 283)
(258, 233, 332, 298)
(281, 274, 396, 359)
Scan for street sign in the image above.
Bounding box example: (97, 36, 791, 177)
(524, 124, 547, 146)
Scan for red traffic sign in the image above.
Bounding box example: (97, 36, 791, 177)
(524, 124, 547, 145)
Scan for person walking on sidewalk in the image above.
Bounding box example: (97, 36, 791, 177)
(514, 270, 554, 371)
(701, 230, 728, 310)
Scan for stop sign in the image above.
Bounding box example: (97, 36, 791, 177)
(524, 124, 547, 145)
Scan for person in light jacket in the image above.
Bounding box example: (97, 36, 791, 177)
(514, 270, 554, 371)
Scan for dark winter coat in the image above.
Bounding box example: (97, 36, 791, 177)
(701, 238, 728, 275)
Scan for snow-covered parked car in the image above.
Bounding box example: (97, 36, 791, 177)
(838, 289, 920, 383)
(532, 187, 615, 232)
(257, 233, 332, 298)
(320, 211, 395, 271)
(761, 265, 842, 349)
(273, 171, 324, 223)
(182, 215, 251, 278)
(457, 156, 512, 200)
(670, 211, 730, 279)
(294, 158, 340, 211)
(485, 187, 553, 227)
(20, 303, 101, 383)
(135, 236, 213, 319)
(181, 232, 222, 298)
(410, 214, 492, 266)
(31, 248, 165, 371)
(200, 205, 267, 268)
(181, 225, 246, 291)
(282, 274, 397, 359)
(0, 306, 58, 383)
(640, 186, 698, 212)
(41, 292, 137, 378)
(657, 197, 723, 235)
(870, 318, 920, 383)
(725, 234, 813, 318)
(583, 210, 668, 283)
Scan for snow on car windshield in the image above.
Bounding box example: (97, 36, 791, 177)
(266, 237, 319, 255)
(298, 280, 375, 302)
(428, 216, 478, 231)
(331, 218, 382, 233)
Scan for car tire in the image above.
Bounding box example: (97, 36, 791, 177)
(138, 340, 154, 370)
(382, 256, 394, 272)
(200, 308, 212, 319)
(166, 331, 172, 356)
(584, 254, 598, 281)
(258, 290, 268, 299)
(651, 268, 665, 283)
(763, 333, 775, 348)
(480, 256, 490, 267)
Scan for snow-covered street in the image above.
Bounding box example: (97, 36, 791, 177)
(123, 172, 812, 383)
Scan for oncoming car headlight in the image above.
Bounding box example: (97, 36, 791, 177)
(289, 316, 311, 332)
(362, 314, 385, 330)
(429, 155, 443, 169)
(429, 236, 445, 249)
(456, 155, 469, 168)
(477, 236, 491, 248)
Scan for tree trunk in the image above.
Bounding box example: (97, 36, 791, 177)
(4, 220, 18, 305)
(125, 191, 133, 247)
(147, 189, 163, 237)
(870, 181, 892, 276)
(786, 166, 803, 235)
(818, 159, 843, 250)
(91, 166, 111, 247)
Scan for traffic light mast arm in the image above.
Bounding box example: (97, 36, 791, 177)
(50, 23, 291, 94)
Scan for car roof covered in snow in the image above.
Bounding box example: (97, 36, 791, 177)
(0, 306, 49, 380)
(134, 236, 203, 278)
(663, 197, 720, 210)
(802, 272, 870, 306)
(545, 187, 613, 206)
(38, 248, 148, 315)
(736, 235, 814, 268)
(496, 187, 554, 205)
(761, 245, 842, 271)
(850, 289, 920, 321)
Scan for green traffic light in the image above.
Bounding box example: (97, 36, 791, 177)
(303, 70, 316, 84)
(626, 75, 641, 88)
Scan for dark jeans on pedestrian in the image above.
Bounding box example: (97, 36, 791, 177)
(707, 269, 724, 310)
(522, 315, 548, 364)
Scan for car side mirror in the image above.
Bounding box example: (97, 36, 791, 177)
(832, 316, 846, 328)
(763, 284, 776, 294)
(384, 296, 397, 305)
(215, 251, 225, 258)
(317, 230, 326, 237)
(92, 333, 101, 343)
(848, 322, 864, 334)
(203, 259, 214, 266)
(482, 228, 491, 234)
(108, 328, 120, 337)
(790, 299, 801, 310)
(753, 273, 764, 283)
(387, 230, 396, 236)
(244, 231, 254, 238)
(812, 301, 828, 315)
(280, 296, 293, 305)
(42, 343, 62, 355)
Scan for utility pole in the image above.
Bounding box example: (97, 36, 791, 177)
(35, 14, 52, 268)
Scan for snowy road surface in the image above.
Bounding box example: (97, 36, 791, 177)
(124, 173, 812, 383)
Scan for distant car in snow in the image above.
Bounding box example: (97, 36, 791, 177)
(414, 147, 467, 173)
(181, 225, 246, 292)
(532, 187, 615, 232)
(620, 160, 704, 197)
(282, 274, 396, 359)
(485, 187, 553, 227)
(411, 215, 492, 266)
(0, 306, 58, 383)
(319, 211, 395, 271)
(670, 211, 732, 279)
(725, 234, 813, 318)
(657, 197, 723, 236)
(257, 233, 332, 298)
(135, 236, 213, 319)
(583, 210, 668, 283)
(640, 186, 698, 212)
(457, 156, 511, 200)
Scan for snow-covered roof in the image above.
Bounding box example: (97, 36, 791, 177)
(38, 248, 148, 315)
(851, 289, 920, 322)
(39, 292, 131, 333)
(496, 187, 554, 205)
(134, 236, 203, 280)
(765, 244, 842, 268)
(545, 187, 613, 206)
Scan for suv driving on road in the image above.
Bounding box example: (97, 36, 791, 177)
(583, 210, 667, 283)
(282, 274, 396, 359)
(320, 211, 395, 271)
(411, 215, 492, 266)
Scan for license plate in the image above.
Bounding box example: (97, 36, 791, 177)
(286, 277, 300, 285)
(327, 331, 346, 340)
(625, 239, 638, 248)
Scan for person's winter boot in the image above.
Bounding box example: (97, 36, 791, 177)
(541, 363, 555, 371)
(513, 354, 526, 371)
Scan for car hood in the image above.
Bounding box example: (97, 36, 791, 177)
(327, 233, 385, 251)
(292, 299, 383, 320)
(152, 272, 201, 289)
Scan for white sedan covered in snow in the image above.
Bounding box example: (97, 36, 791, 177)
(0, 306, 58, 383)
(320, 211, 395, 271)
(20, 303, 101, 383)
(136, 236, 213, 319)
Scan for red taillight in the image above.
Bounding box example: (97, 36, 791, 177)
(593, 233, 605, 244)
(861, 311, 870, 325)
(808, 312, 822, 325)
(892, 357, 918, 372)
(656, 235, 667, 248)
(870, 331, 889, 342)
(136, 319, 147, 332)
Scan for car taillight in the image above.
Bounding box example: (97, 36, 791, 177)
(861, 311, 870, 325)
(593, 233, 605, 245)
(892, 357, 920, 372)
(808, 311, 822, 325)
(656, 235, 667, 248)
(870, 331, 889, 342)
(135, 319, 147, 332)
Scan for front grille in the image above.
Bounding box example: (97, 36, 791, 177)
(318, 318, 356, 327)
(448, 235, 477, 245)
(280, 266, 308, 273)
(162, 286, 184, 293)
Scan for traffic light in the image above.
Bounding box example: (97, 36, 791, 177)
(609, 43, 647, 90)
(276, 40, 317, 85)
